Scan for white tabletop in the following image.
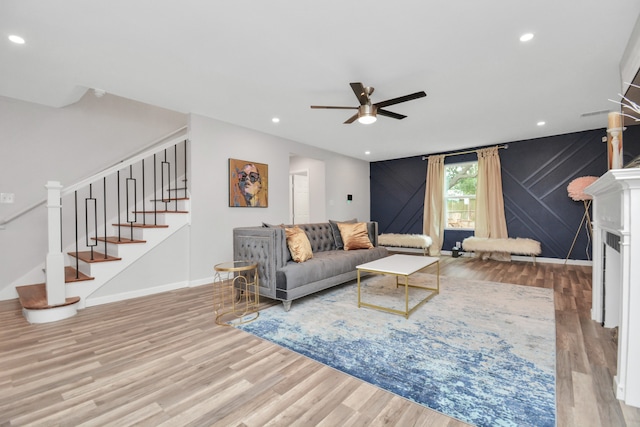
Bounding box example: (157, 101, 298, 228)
(356, 254, 439, 276)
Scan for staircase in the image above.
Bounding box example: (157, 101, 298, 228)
(15, 132, 190, 323)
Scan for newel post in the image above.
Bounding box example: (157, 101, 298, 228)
(45, 181, 65, 306)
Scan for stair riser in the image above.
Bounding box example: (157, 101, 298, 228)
(73, 261, 126, 283)
(92, 242, 144, 259)
(111, 226, 146, 240)
(150, 199, 190, 211)
(23, 304, 78, 324)
(135, 213, 188, 227)
(66, 220, 189, 308)
(69, 215, 189, 281)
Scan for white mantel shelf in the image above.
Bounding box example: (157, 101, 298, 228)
(585, 168, 640, 408)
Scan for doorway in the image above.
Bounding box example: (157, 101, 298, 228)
(289, 170, 310, 224)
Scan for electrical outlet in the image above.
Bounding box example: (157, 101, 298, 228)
(0, 193, 15, 204)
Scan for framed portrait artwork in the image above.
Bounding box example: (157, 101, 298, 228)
(229, 158, 268, 207)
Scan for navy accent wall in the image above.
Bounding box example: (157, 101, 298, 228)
(370, 156, 426, 234)
(371, 126, 640, 260)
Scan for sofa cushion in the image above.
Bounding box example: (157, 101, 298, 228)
(329, 218, 357, 250)
(285, 226, 313, 263)
(276, 247, 388, 291)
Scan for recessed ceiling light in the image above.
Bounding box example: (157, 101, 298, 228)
(272, 117, 280, 123)
(537, 121, 546, 126)
(365, 151, 371, 155)
(8, 35, 25, 44)
(520, 33, 534, 42)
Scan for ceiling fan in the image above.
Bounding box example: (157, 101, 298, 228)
(311, 82, 427, 124)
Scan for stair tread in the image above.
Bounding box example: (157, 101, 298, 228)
(92, 236, 147, 244)
(68, 251, 122, 263)
(16, 284, 80, 310)
(112, 223, 169, 228)
(65, 267, 94, 282)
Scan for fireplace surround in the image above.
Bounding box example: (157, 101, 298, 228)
(586, 168, 640, 408)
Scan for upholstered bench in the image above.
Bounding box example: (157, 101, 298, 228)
(462, 237, 541, 264)
(378, 233, 433, 256)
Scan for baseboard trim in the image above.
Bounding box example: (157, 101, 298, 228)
(82, 276, 215, 308)
(85, 280, 189, 307)
(440, 250, 593, 266)
(189, 276, 214, 287)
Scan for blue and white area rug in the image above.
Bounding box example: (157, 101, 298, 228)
(233, 273, 555, 427)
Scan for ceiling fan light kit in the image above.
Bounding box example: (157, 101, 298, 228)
(311, 82, 426, 125)
(358, 104, 377, 124)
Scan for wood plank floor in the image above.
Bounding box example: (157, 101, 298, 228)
(1, 256, 639, 426)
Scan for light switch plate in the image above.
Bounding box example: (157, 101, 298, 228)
(0, 193, 15, 204)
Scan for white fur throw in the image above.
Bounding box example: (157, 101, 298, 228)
(378, 233, 433, 249)
(462, 237, 541, 255)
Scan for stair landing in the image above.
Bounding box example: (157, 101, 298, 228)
(16, 284, 80, 310)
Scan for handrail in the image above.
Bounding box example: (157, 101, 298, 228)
(0, 126, 188, 229)
(63, 134, 187, 196)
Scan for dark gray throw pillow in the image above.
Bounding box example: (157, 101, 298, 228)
(328, 218, 357, 250)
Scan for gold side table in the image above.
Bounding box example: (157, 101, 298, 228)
(213, 260, 259, 325)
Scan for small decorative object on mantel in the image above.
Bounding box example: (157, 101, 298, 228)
(565, 176, 598, 263)
(624, 154, 640, 169)
(229, 158, 268, 207)
(609, 82, 640, 123)
(607, 112, 623, 170)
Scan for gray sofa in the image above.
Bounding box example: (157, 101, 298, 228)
(233, 221, 388, 310)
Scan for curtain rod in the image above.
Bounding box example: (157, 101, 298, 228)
(421, 144, 508, 160)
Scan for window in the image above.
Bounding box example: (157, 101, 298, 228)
(445, 161, 478, 229)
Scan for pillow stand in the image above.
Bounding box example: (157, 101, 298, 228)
(337, 222, 374, 251)
(285, 226, 313, 262)
(328, 218, 357, 250)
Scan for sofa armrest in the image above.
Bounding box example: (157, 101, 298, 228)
(233, 227, 287, 299)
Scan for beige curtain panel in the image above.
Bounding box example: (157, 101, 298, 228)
(423, 154, 445, 256)
(475, 146, 510, 261)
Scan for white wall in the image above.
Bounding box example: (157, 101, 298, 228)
(187, 113, 371, 284)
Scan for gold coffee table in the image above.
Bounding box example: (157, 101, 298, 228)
(213, 260, 259, 325)
(356, 254, 439, 319)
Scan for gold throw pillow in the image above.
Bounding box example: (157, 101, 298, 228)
(285, 226, 313, 262)
(337, 222, 373, 251)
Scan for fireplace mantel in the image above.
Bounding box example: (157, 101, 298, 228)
(585, 168, 640, 408)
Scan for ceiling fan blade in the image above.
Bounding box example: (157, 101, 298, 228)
(310, 105, 358, 110)
(377, 109, 407, 120)
(344, 113, 359, 124)
(374, 91, 426, 109)
(350, 82, 369, 105)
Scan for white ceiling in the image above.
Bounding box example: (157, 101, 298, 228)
(2, 1, 640, 161)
